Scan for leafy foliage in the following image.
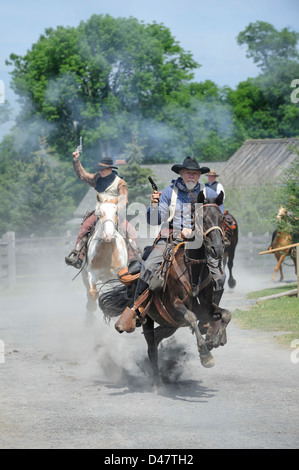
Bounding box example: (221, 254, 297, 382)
(237, 21, 299, 72)
(225, 184, 283, 235)
(0, 136, 75, 237)
(7, 15, 199, 164)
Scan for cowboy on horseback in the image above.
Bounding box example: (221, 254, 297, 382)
(205, 169, 226, 200)
(65, 151, 140, 269)
(115, 156, 226, 334)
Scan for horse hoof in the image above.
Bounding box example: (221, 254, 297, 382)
(86, 301, 97, 313)
(85, 313, 95, 327)
(200, 352, 215, 368)
(220, 331, 227, 346)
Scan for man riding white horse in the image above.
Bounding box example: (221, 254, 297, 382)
(115, 156, 226, 334)
(65, 151, 141, 268)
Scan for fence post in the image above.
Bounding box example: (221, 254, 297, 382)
(297, 246, 299, 299)
(4, 232, 16, 287)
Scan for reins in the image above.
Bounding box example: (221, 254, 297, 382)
(171, 201, 224, 296)
(197, 202, 224, 239)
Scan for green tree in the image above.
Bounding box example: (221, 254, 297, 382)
(148, 80, 244, 162)
(280, 148, 299, 242)
(7, 15, 199, 164)
(0, 134, 23, 235)
(0, 101, 12, 125)
(231, 22, 299, 140)
(225, 184, 283, 235)
(237, 21, 299, 72)
(9, 138, 75, 236)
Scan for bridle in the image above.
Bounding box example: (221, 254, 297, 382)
(183, 202, 224, 266)
(197, 203, 224, 240)
(95, 203, 118, 240)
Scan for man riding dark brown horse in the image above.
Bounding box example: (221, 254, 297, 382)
(115, 156, 226, 334)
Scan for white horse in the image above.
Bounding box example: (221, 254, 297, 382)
(82, 196, 128, 323)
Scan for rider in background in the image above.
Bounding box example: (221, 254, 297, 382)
(205, 169, 225, 201)
(65, 151, 139, 269)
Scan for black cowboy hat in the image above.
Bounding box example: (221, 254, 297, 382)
(171, 156, 210, 175)
(98, 156, 118, 169)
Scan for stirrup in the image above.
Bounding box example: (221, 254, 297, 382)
(65, 250, 83, 269)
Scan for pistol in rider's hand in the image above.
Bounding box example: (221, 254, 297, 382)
(151, 190, 161, 205)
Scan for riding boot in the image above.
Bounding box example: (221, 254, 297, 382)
(65, 234, 88, 269)
(115, 279, 149, 334)
(134, 278, 149, 302)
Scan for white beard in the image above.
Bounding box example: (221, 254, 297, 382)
(185, 181, 196, 190)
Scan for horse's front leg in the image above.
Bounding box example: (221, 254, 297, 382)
(86, 266, 101, 301)
(227, 247, 236, 289)
(272, 252, 287, 282)
(82, 268, 99, 325)
(142, 317, 160, 388)
(174, 300, 215, 368)
(205, 306, 231, 350)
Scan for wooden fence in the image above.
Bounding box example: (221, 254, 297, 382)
(0, 231, 72, 287)
(0, 230, 294, 288)
(259, 242, 299, 298)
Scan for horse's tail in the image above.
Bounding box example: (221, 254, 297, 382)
(98, 282, 134, 323)
(268, 229, 277, 250)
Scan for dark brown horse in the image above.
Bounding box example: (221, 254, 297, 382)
(223, 211, 238, 288)
(99, 190, 231, 384)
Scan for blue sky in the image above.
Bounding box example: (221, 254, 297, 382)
(0, 0, 299, 126)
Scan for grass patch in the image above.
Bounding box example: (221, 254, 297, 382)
(233, 287, 299, 346)
(246, 283, 297, 299)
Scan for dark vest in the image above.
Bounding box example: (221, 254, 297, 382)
(205, 181, 218, 192)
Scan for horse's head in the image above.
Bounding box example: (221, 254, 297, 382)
(277, 205, 287, 221)
(95, 196, 118, 242)
(197, 190, 224, 260)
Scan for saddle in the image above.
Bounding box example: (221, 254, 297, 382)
(117, 242, 182, 290)
(115, 240, 214, 331)
(118, 259, 142, 286)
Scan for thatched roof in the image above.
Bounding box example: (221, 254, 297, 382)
(220, 138, 298, 188)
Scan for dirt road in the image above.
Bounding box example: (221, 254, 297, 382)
(0, 261, 298, 449)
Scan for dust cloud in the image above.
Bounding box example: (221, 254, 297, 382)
(4, 236, 296, 388)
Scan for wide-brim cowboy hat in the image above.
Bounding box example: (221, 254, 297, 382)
(206, 169, 219, 177)
(171, 156, 210, 175)
(98, 156, 118, 169)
